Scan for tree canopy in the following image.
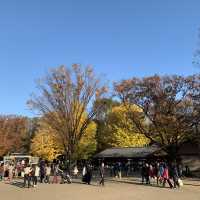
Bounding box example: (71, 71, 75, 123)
(1, 65, 200, 161)
(0, 115, 29, 156)
(94, 102, 149, 150)
(30, 119, 64, 161)
(114, 75, 200, 158)
(28, 65, 107, 161)
(31, 115, 97, 160)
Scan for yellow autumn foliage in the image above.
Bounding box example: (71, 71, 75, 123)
(31, 114, 97, 161)
(30, 121, 64, 161)
(103, 104, 149, 147)
(73, 121, 97, 160)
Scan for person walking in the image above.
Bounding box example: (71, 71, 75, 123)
(45, 164, 51, 184)
(8, 163, 14, 182)
(162, 164, 173, 189)
(170, 164, 180, 189)
(85, 164, 92, 185)
(149, 164, 155, 184)
(144, 163, 150, 184)
(33, 164, 40, 187)
(99, 162, 105, 186)
(73, 165, 79, 179)
(24, 164, 32, 188)
(116, 162, 122, 179)
(158, 162, 164, 184)
(141, 163, 146, 184)
(52, 163, 59, 184)
(40, 163, 45, 183)
(82, 165, 87, 183)
(4, 163, 9, 182)
(154, 162, 160, 185)
(0, 163, 4, 181)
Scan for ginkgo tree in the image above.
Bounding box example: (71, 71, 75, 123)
(31, 120, 64, 161)
(31, 112, 98, 161)
(28, 65, 107, 162)
(99, 104, 149, 148)
(73, 121, 97, 160)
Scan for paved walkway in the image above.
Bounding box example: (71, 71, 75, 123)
(0, 178, 199, 200)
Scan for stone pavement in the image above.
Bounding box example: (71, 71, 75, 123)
(0, 177, 199, 200)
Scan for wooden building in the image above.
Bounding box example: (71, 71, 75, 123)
(94, 143, 200, 177)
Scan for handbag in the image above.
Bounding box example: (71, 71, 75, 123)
(178, 178, 183, 186)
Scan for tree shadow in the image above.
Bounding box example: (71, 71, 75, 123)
(106, 178, 172, 189)
(72, 179, 99, 187)
(184, 183, 200, 187)
(182, 177, 200, 181)
(5, 180, 25, 188)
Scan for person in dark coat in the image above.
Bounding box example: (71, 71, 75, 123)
(170, 164, 180, 188)
(82, 165, 87, 183)
(141, 163, 146, 184)
(99, 162, 105, 186)
(144, 163, 150, 184)
(85, 164, 92, 185)
(40, 162, 45, 183)
(116, 162, 122, 179)
(154, 162, 160, 185)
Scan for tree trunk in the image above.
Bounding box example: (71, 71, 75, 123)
(165, 144, 179, 162)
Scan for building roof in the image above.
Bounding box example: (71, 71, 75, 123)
(178, 142, 200, 155)
(94, 146, 162, 158)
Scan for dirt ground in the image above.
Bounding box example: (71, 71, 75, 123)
(0, 178, 199, 200)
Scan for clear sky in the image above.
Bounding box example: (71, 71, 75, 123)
(0, 0, 200, 116)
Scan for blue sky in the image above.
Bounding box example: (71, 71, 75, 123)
(0, 0, 200, 116)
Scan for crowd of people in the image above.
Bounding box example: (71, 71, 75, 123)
(0, 160, 105, 188)
(0, 159, 184, 189)
(141, 162, 183, 189)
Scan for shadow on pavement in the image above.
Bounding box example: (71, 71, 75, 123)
(183, 183, 200, 187)
(5, 181, 24, 188)
(72, 179, 99, 187)
(106, 178, 172, 189)
(3, 178, 199, 189)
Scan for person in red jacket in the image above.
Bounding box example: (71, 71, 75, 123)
(162, 164, 173, 188)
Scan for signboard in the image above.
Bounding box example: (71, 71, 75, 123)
(3, 155, 39, 165)
(3, 156, 13, 165)
(30, 157, 39, 165)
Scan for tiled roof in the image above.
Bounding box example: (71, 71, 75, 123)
(95, 146, 160, 158)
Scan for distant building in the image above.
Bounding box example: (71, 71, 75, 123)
(177, 142, 200, 176)
(94, 145, 166, 161)
(94, 143, 200, 177)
